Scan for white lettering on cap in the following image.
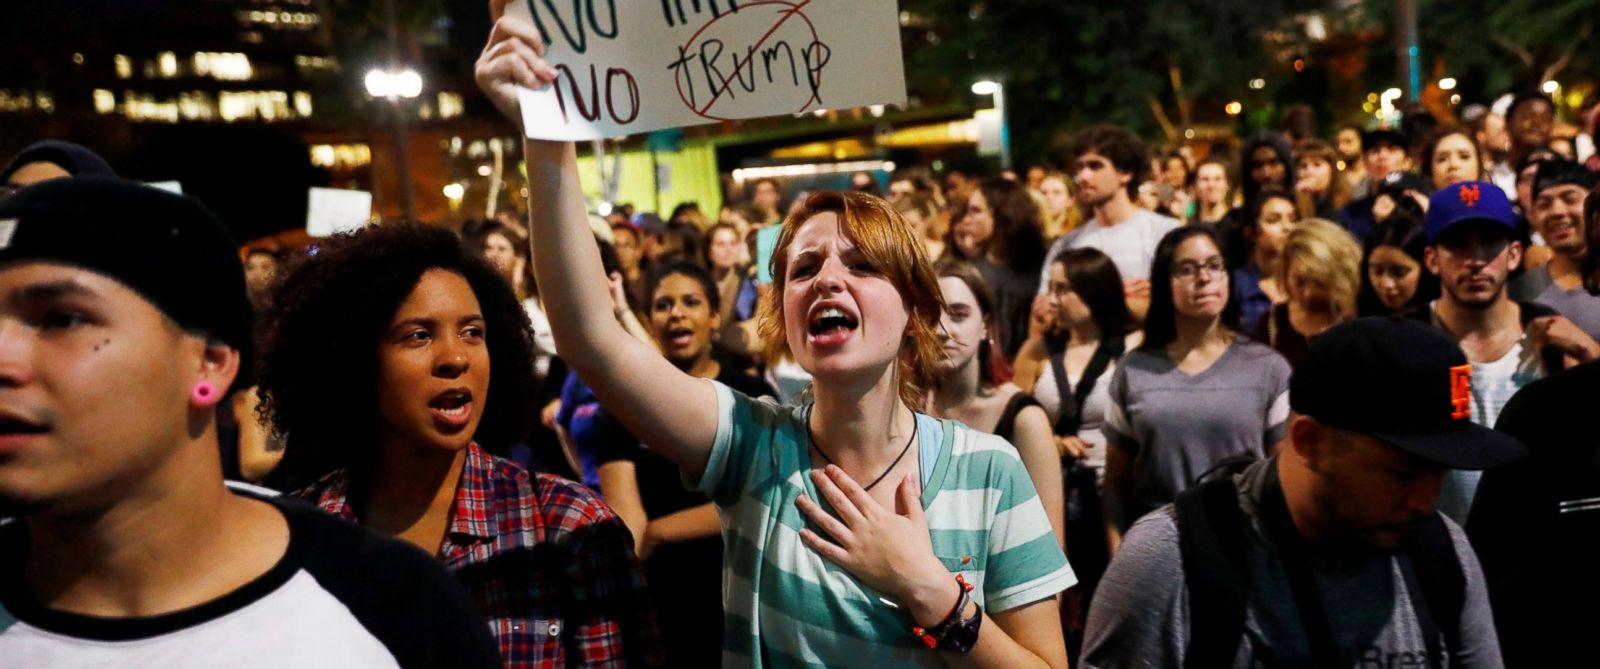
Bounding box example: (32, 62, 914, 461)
(0, 218, 16, 250)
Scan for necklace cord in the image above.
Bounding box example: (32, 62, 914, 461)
(808, 413, 918, 492)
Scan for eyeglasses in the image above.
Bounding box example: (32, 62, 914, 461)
(1171, 259, 1227, 281)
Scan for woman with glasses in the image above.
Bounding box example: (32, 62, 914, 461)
(1101, 227, 1292, 552)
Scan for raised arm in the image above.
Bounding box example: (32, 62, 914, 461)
(476, 8, 719, 479)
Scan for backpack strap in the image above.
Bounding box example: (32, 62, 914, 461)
(1050, 337, 1124, 438)
(1049, 351, 1078, 437)
(1401, 514, 1465, 669)
(1074, 337, 1123, 410)
(1176, 477, 1251, 668)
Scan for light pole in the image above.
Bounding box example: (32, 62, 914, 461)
(1396, 0, 1421, 103)
(370, 0, 418, 220)
(972, 80, 1011, 171)
(364, 69, 422, 220)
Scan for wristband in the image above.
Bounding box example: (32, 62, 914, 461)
(910, 573, 977, 651)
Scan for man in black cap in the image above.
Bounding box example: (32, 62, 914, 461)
(0, 141, 116, 199)
(1082, 317, 1521, 668)
(1508, 159, 1600, 338)
(0, 179, 500, 667)
(1339, 128, 1412, 243)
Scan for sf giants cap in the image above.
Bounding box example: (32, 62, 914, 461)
(1425, 180, 1516, 243)
(1290, 317, 1526, 470)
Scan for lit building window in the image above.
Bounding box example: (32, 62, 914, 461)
(242, 9, 320, 30)
(294, 55, 340, 75)
(310, 144, 372, 170)
(0, 90, 35, 113)
(93, 89, 117, 114)
(178, 91, 216, 121)
(125, 91, 179, 123)
(36, 91, 54, 114)
(437, 91, 463, 119)
(218, 90, 298, 123)
(293, 91, 313, 117)
(158, 52, 178, 78)
(114, 55, 132, 79)
(194, 52, 253, 81)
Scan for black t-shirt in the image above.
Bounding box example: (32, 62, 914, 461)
(0, 492, 501, 668)
(593, 366, 773, 667)
(595, 366, 774, 523)
(1467, 360, 1600, 668)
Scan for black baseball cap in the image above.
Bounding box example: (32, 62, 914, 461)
(1362, 128, 1409, 151)
(1289, 317, 1526, 470)
(1533, 159, 1597, 198)
(1, 140, 116, 184)
(0, 177, 254, 390)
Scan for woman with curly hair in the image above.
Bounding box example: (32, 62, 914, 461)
(475, 10, 1073, 668)
(255, 221, 662, 668)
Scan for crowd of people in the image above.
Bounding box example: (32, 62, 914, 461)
(3, 7, 1600, 669)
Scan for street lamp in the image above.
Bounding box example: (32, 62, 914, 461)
(971, 80, 1010, 170)
(372, 0, 418, 220)
(364, 67, 423, 220)
(364, 68, 423, 99)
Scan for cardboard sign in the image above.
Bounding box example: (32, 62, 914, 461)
(508, 0, 906, 140)
(306, 187, 373, 237)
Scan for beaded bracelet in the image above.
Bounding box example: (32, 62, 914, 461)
(910, 573, 975, 649)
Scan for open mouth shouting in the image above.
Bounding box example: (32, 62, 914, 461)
(428, 388, 474, 431)
(807, 302, 860, 348)
(664, 326, 696, 351)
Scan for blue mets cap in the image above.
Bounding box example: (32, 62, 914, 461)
(1425, 180, 1516, 243)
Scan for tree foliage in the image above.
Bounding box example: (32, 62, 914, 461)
(1355, 0, 1599, 105)
(906, 0, 1311, 164)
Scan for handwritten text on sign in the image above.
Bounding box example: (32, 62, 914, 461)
(509, 0, 906, 140)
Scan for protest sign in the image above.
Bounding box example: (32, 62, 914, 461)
(306, 187, 373, 237)
(507, 0, 906, 140)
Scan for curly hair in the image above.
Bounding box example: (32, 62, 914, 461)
(256, 222, 537, 488)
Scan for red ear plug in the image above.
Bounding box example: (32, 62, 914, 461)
(191, 382, 216, 406)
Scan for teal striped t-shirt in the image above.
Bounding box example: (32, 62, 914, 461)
(687, 380, 1076, 668)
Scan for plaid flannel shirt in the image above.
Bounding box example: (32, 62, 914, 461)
(300, 443, 664, 668)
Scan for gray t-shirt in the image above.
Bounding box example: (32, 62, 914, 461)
(1510, 265, 1600, 341)
(1104, 338, 1291, 524)
(1082, 458, 1503, 669)
(1039, 209, 1182, 292)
